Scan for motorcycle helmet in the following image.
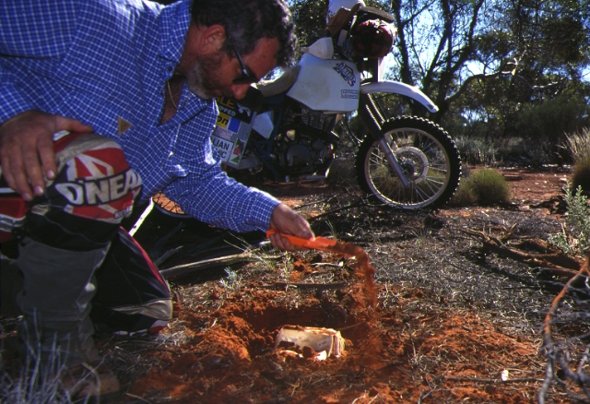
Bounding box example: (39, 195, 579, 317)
(350, 19, 396, 59)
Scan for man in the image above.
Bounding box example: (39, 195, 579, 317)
(0, 0, 313, 393)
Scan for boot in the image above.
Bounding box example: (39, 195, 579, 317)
(16, 237, 106, 367)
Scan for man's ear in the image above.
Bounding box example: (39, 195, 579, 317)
(201, 24, 227, 53)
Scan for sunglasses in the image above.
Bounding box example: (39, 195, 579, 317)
(232, 46, 259, 85)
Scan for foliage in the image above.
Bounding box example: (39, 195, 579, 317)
(451, 168, 510, 206)
(571, 158, 590, 196)
(549, 185, 590, 257)
(507, 93, 588, 153)
(563, 128, 590, 194)
(289, 0, 327, 51)
(288, 1, 590, 152)
(562, 127, 590, 164)
(455, 135, 554, 167)
(219, 267, 243, 291)
(450, 79, 590, 157)
(454, 135, 499, 166)
(0, 337, 74, 404)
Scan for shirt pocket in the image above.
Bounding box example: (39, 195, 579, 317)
(166, 156, 188, 178)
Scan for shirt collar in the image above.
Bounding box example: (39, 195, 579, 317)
(157, 0, 192, 78)
(156, 0, 215, 118)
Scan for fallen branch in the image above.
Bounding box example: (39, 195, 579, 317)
(308, 197, 367, 222)
(160, 252, 255, 279)
(445, 376, 543, 384)
(268, 281, 347, 290)
(539, 255, 590, 403)
(463, 228, 583, 279)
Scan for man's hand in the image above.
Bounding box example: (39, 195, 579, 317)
(268, 203, 314, 250)
(0, 110, 92, 200)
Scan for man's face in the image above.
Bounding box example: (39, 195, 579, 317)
(185, 52, 226, 99)
(186, 37, 280, 100)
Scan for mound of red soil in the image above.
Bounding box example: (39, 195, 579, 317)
(128, 241, 546, 402)
(129, 284, 543, 402)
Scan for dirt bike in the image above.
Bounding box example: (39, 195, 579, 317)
(211, 5, 461, 210)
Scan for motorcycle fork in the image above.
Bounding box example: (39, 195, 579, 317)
(359, 93, 411, 188)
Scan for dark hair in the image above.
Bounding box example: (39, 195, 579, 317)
(190, 0, 296, 66)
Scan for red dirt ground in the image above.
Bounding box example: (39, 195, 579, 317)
(123, 167, 571, 403)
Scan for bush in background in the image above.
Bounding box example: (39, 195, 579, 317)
(455, 134, 556, 167)
(563, 127, 590, 195)
(509, 94, 586, 154)
(549, 185, 590, 257)
(454, 136, 499, 166)
(562, 127, 590, 163)
(451, 168, 510, 206)
(571, 158, 590, 197)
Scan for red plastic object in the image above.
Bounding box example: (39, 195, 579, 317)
(266, 229, 337, 250)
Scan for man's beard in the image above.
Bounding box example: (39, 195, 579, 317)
(186, 53, 229, 100)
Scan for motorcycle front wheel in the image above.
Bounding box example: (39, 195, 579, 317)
(356, 116, 461, 210)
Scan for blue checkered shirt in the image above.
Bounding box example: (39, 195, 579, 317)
(0, 0, 279, 232)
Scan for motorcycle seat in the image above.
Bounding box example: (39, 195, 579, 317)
(255, 65, 300, 98)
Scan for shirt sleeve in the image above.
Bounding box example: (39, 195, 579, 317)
(0, 79, 36, 124)
(161, 117, 280, 233)
(170, 167, 280, 233)
(0, 1, 78, 123)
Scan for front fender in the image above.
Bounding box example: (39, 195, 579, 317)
(360, 81, 439, 113)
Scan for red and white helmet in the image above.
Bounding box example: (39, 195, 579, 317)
(350, 19, 396, 59)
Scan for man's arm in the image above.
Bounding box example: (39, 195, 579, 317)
(163, 149, 314, 250)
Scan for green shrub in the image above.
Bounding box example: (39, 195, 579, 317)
(454, 135, 498, 166)
(510, 94, 586, 156)
(454, 134, 555, 166)
(571, 157, 590, 196)
(562, 127, 590, 164)
(563, 128, 590, 195)
(549, 185, 590, 256)
(450, 180, 478, 206)
(451, 168, 510, 206)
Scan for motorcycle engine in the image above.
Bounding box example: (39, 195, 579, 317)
(282, 136, 334, 175)
(275, 108, 338, 177)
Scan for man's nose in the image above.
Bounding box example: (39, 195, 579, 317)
(231, 84, 251, 100)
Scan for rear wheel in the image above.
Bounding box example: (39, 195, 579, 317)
(356, 116, 461, 210)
